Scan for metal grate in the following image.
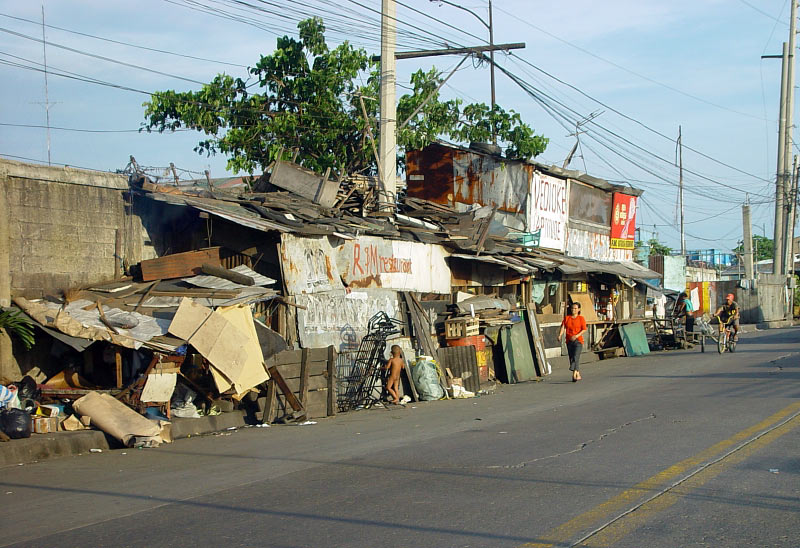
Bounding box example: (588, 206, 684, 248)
(336, 311, 403, 412)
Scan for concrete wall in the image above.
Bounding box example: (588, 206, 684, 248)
(686, 265, 719, 283)
(0, 158, 148, 299)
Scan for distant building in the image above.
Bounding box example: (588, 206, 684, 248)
(686, 249, 735, 267)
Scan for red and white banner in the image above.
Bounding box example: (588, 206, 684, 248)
(610, 193, 637, 249)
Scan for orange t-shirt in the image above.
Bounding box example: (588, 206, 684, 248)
(562, 314, 587, 344)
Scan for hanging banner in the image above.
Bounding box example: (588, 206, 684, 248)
(610, 193, 637, 249)
(529, 172, 568, 252)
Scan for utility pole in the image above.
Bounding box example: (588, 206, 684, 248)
(488, 0, 496, 144)
(743, 200, 754, 280)
(41, 5, 52, 165)
(784, 0, 798, 276)
(379, 0, 397, 213)
(678, 126, 685, 257)
(773, 42, 788, 276)
(785, 156, 799, 273)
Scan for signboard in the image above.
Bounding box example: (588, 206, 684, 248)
(338, 236, 450, 294)
(529, 173, 568, 251)
(281, 234, 451, 295)
(610, 193, 637, 249)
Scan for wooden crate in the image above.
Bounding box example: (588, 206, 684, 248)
(445, 317, 480, 339)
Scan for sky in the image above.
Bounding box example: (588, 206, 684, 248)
(0, 0, 797, 254)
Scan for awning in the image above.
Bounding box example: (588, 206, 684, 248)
(556, 257, 662, 282)
(448, 253, 534, 274)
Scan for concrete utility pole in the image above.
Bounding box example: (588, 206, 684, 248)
(774, 41, 789, 276)
(379, 0, 397, 212)
(743, 201, 754, 280)
(785, 156, 799, 273)
(678, 126, 685, 257)
(784, 1, 798, 276)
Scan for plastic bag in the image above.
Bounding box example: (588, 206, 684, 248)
(0, 384, 19, 409)
(0, 408, 32, 439)
(410, 357, 444, 401)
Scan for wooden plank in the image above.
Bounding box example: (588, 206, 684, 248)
(526, 306, 551, 376)
(262, 378, 276, 424)
(267, 347, 330, 367)
(133, 280, 159, 313)
(327, 345, 336, 417)
(278, 376, 328, 394)
(276, 390, 328, 419)
(114, 349, 123, 389)
(270, 160, 340, 208)
(139, 247, 222, 281)
(267, 360, 328, 379)
(299, 348, 310, 406)
(267, 365, 304, 413)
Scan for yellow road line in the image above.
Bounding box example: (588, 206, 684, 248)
(521, 401, 800, 548)
(581, 413, 800, 547)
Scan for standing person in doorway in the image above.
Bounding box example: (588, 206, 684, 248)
(673, 292, 695, 333)
(559, 302, 587, 382)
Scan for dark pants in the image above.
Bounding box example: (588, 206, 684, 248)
(567, 341, 583, 372)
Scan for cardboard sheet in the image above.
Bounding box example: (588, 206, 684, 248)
(168, 298, 268, 393)
(141, 373, 177, 402)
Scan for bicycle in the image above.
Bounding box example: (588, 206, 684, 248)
(712, 313, 737, 354)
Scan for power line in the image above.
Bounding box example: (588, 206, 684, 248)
(0, 26, 208, 85)
(0, 12, 247, 68)
(495, 4, 771, 123)
(506, 53, 773, 184)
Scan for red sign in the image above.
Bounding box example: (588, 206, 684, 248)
(610, 193, 637, 249)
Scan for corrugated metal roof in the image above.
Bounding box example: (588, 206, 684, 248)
(557, 257, 662, 280)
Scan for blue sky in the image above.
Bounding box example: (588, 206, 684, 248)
(0, 0, 795, 253)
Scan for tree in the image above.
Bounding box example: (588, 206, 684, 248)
(646, 238, 672, 256)
(733, 235, 773, 263)
(142, 18, 548, 176)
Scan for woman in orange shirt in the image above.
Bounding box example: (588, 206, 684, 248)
(558, 302, 587, 382)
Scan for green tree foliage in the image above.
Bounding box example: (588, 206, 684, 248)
(733, 235, 774, 263)
(143, 18, 547, 176)
(647, 238, 672, 256)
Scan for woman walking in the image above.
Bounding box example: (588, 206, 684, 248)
(559, 302, 587, 382)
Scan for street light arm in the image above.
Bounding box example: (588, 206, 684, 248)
(430, 0, 489, 29)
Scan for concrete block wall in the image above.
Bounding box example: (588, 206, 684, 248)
(0, 158, 148, 299)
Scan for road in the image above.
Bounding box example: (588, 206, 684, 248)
(1, 326, 799, 548)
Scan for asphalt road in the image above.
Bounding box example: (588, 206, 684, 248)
(2, 326, 799, 548)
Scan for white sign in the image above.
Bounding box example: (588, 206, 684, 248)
(529, 173, 568, 252)
(281, 234, 451, 295)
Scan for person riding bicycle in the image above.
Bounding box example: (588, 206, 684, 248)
(713, 293, 740, 342)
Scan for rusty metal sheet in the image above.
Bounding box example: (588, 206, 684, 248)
(437, 346, 480, 394)
(452, 151, 530, 217)
(295, 289, 401, 350)
(139, 247, 222, 281)
(530, 172, 568, 252)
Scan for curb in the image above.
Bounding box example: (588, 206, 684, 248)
(1, 411, 248, 467)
